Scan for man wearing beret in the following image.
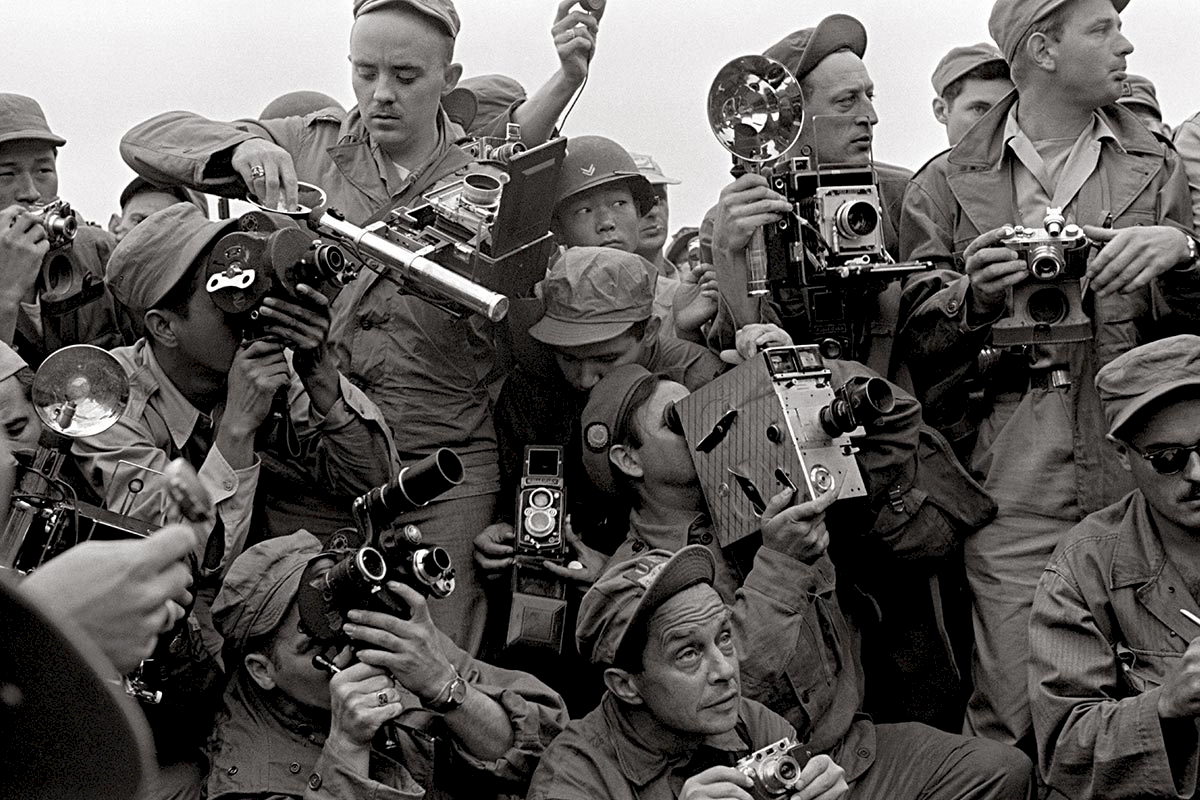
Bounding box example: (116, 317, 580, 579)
(898, 0, 1200, 753)
(528, 544, 849, 800)
(930, 43, 1013, 148)
(73, 202, 395, 575)
(570, 364, 1033, 798)
(1029, 335, 1200, 798)
(119, 0, 599, 655)
(207, 530, 569, 800)
(0, 93, 129, 369)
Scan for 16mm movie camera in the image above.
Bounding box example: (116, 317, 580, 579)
(992, 207, 1092, 346)
(707, 56, 930, 362)
(297, 449, 464, 649)
(669, 345, 893, 546)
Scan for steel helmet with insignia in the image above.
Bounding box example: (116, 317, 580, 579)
(554, 135, 656, 219)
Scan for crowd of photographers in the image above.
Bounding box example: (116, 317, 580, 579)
(5, 0, 1200, 798)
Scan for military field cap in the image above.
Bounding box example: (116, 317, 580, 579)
(630, 152, 681, 186)
(117, 176, 208, 217)
(1117, 74, 1162, 118)
(1095, 335, 1200, 438)
(577, 545, 716, 667)
(0, 341, 28, 384)
(932, 42, 1008, 97)
(443, 74, 527, 133)
(212, 530, 324, 656)
(352, 0, 460, 38)
(580, 363, 657, 497)
(989, 0, 1129, 64)
(763, 14, 867, 81)
(554, 135, 655, 213)
(0, 94, 66, 148)
(529, 247, 656, 348)
(106, 203, 237, 312)
(260, 91, 345, 120)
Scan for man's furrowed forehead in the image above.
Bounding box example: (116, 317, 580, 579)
(808, 51, 874, 99)
(649, 585, 727, 647)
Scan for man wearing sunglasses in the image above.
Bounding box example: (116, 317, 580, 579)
(1029, 334, 1200, 799)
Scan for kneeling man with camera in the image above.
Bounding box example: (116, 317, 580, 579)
(528, 544, 848, 800)
(207, 530, 568, 799)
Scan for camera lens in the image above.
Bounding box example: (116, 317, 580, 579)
(760, 755, 803, 793)
(524, 489, 557, 537)
(1029, 245, 1064, 279)
(834, 200, 879, 239)
(463, 172, 503, 207)
(1027, 287, 1069, 325)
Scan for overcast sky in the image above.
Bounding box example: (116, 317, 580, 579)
(8, 0, 1199, 231)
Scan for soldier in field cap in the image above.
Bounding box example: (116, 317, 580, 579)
(1030, 335, 1200, 797)
(900, 0, 1200, 755)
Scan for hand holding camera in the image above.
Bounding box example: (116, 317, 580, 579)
(536, 516, 605, 588)
(1082, 223, 1193, 297)
(552, 0, 602, 85)
(0, 205, 51, 302)
(760, 480, 837, 565)
(231, 137, 299, 212)
(963, 226, 1027, 319)
(325, 659, 403, 771)
(344, 580, 458, 706)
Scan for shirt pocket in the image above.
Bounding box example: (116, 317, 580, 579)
(1115, 642, 1177, 695)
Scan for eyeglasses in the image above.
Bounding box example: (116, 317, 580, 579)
(1128, 442, 1200, 475)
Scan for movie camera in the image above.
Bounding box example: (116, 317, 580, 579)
(668, 345, 892, 546)
(707, 56, 931, 361)
(244, 131, 567, 321)
(505, 445, 570, 654)
(992, 206, 1092, 346)
(297, 448, 464, 648)
(737, 737, 812, 800)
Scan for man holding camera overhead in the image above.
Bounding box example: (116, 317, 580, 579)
(898, 0, 1200, 755)
(120, 0, 601, 655)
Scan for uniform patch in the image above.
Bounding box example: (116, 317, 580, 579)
(584, 421, 610, 452)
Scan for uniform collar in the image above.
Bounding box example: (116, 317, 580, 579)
(602, 693, 748, 788)
(629, 506, 710, 551)
(1109, 491, 1169, 589)
(137, 339, 209, 453)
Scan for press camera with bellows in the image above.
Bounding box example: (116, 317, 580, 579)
(297, 448, 464, 648)
(245, 131, 566, 322)
(668, 345, 892, 546)
(992, 206, 1092, 346)
(707, 56, 932, 362)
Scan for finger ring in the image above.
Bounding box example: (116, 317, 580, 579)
(250, 165, 266, 179)
(377, 690, 389, 707)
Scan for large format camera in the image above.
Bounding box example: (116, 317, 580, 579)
(204, 210, 353, 339)
(737, 738, 811, 800)
(766, 161, 885, 266)
(669, 345, 893, 546)
(297, 449, 463, 647)
(992, 207, 1091, 346)
(506, 446, 569, 653)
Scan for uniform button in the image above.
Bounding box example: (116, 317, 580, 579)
(289, 762, 301, 774)
(223, 479, 234, 491)
(699, 532, 713, 545)
(856, 748, 870, 758)
(947, 301, 959, 313)
(1169, 586, 1176, 593)
(308, 774, 322, 790)
(631, 540, 644, 552)
(227, 766, 238, 776)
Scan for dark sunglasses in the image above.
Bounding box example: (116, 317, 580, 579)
(1129, 442, 1200, 475)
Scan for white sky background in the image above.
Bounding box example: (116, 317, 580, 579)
(7, 0, 1199, 231)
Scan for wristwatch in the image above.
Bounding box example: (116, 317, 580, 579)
(1182, 234, 1200, 272)
(425, 673, 467, 713)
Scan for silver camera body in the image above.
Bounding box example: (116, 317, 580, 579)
(737, 737, 811, 800)
(993, 207, 1092, 346)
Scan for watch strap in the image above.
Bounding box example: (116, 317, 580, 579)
(425, 673, 466, 713)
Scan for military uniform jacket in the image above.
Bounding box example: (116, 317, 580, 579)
(897, 91, 1200, 515)
(121, 106, 503, 499)
(1029, 491, 1200, 799)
